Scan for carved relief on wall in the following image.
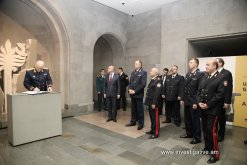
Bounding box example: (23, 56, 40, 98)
(0, 39, 37, 114)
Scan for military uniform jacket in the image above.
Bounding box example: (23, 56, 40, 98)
(96, 76, 105, 93)
(104, 73, 120, 97)
(219, 68, 233, 104)
(144, 77, 163, 106)
(119, 72, 129, 93)
(128, 69, 147, 99)
(24, 68, 53, 91)
(183, 69, 204, 106)
(197, 72, 227, 115)
(163, 74, 184, 101)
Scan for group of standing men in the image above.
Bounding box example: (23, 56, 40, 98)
(96, 58, 232, 164)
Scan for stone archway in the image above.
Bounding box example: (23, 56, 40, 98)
(93, 33, 125, 107)
(0, 0, 69, 113)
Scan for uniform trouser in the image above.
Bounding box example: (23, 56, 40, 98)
(184, 105, 201, 141)
(165, 100, 181, 124)
(201, 112, 220, 159)
(130, 98, 144, 126)
(117, 91, 127, 110)
(106, 96, 117, 119)
(148, 106, 160, 137)
(157, 96, 163, 115)
(98, 93, 104, 111)
(218, 106, 226, 138)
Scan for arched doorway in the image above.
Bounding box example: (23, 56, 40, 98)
(93, 33, 125, 107)
(0, 0, 69, 113)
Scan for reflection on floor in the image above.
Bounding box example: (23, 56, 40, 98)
(0, 108, 246, 165)
(75, 110, 168, 138)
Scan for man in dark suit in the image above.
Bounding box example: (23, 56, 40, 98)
(96, 69, 106, 111)
(145, 68, 163, 139)
(117, 67, 129, 111)
(198, 59, 227, 164)
(162, 65, 184, 127)
(158, 68, 169, 116)
(216, 58, 233, 142)
(24, 60, 53, 92)
(104, 66, 120, 122)
(126, 60, 147, 130)
(180, 58, 204, 144)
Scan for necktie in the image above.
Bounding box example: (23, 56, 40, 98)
(109, 74, 113, 81)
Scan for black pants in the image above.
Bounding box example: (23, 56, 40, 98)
(157, 96, 164, 115)
(218, 106, 226, 138)
(130, 98, 144, 126)
(106, 96, 117, 120)
(148, 106, 160, 137)
(184, 105, 201, 141)
(97, 93, 106, 111)
(117, 91, 127, 110)
(165, 100, 181, 124)
(201, 112, 220, 159)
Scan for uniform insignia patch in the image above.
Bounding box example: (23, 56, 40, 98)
(224, 81, 228, 86)
(157, 83, 161, 88)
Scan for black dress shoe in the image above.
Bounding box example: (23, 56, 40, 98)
(207, 156, 218, 164)
(146, 130, 154, 135)
(218, 136, 224, 142)
(106, 118, 112, 122)
(162, 120, 171, 123)
(125, 123, 136, 127)
(180, 134, 193, 138)
(113, 119, 117, 122)
(190, 139, 201, 144)
(149, 134, 158, 139)
(123, 108, 126, 111)
(137, 125, 143, 130)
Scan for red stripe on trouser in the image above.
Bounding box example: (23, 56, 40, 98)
(155, 107, 159, 137)
(212, 115, 220, 159)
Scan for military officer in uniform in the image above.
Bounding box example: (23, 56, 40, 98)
(216, 58, 233, 142)
(198, 59, 227, 164)
(145, 68, 163, 139)
(158, 68, 169, 116)
(126, 60, 147, 130)
(24, 60, 53, 92)
(180, 58, 204, 144)
(96, 69, 107, 111)
(117, 67, 129, 111)
(162, 65, 184, 127)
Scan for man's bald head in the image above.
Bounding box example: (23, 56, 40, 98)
(206, 59, 218, 74)
(35, 60, 45, 72)
(107, 65, 115, 73)
(149, 67, 159, 78)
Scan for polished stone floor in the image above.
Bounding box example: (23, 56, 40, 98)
(0, 109, 247, 165)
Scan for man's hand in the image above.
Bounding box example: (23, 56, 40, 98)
(180, 101, 184, 105)
(33, 87, 40, 92)
(48, 87, 52, 92)
(223, 103, 230, 109)
(98, 92, 101, 94)
(129, 89, 135, 95)
(178, 97, 181, 100)
(192, 104, 197, 110)
(199, 103, 208, 109)
(104, 94, 106, 98)
(151, 104, 156, 109)
(117, 95, 120, 99)
(162, 95, 165, 99)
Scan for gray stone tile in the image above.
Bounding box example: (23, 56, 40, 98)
(118, 151, 151, 164)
